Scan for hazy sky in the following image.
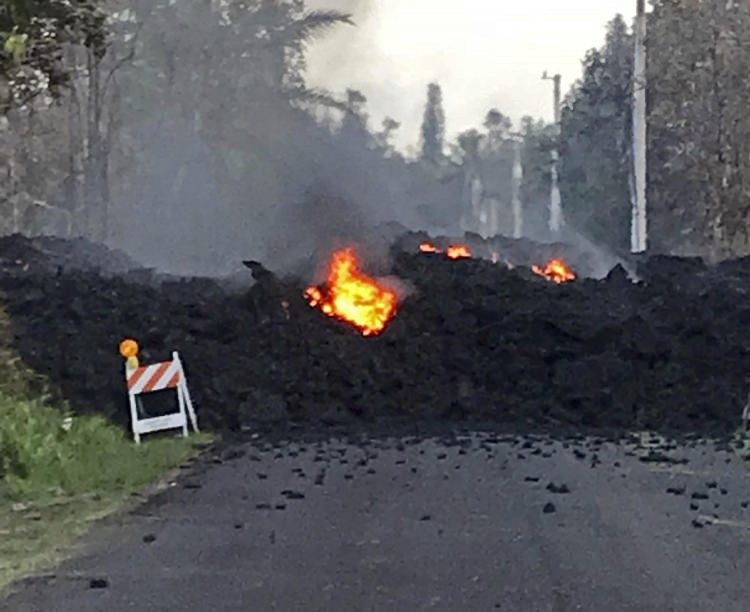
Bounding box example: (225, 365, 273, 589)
(305, 0, 636, 152)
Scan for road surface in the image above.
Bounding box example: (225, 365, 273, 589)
(3, 425, 750, 611)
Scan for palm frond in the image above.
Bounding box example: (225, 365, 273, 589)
(285, 10, 354, 45)
(285, 86, 348, 112)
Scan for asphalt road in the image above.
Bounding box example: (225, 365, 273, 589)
(3, 426, 750, 611)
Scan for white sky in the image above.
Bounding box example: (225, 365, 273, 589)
(305, 0, 637, 152)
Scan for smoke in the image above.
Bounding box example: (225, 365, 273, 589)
(101, 0, 623, 285)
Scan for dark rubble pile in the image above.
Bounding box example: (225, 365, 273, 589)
(0, 234, 141, 276)
(394, 230, 627, 279)
(1, 233, 750, 435)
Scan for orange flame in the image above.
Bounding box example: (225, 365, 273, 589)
(305, 248, 397, 336)
(419, 242, 472, 259)
(532, 258, 576, 284)
(419, 241, 439, 253)
(445, 245, 472, 259)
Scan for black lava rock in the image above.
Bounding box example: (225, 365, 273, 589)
(281, 490, 305, 500)
(546, 483, 571, 494)
(1, 233, 748, 437)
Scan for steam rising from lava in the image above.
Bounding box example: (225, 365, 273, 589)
(305, 248, 397, 336)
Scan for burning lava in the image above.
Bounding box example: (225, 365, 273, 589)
(305, 248, 397, 336)
(419, 242, 472, 259)
(419, 241, 439, 254)
(532, 258, 576, 284)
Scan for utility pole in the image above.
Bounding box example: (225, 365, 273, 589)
(631, 0, 648, 253)
(542, 71, 563, 234)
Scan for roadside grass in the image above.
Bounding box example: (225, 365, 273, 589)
(0, 390, 211, 592)
(0, 305, 212, 592)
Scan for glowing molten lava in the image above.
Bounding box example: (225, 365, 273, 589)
(418, 242, 472, 259)
(305, 248, 397, 336)
(445, 245, 472, 259)
(532, 258, 576, 284)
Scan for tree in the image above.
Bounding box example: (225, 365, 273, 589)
(558, 14, 633, 253)
(375, 117, 400, 153)
(647, 0, 750, 257)
(0, 0, 108, 109)
(519, 116, 556, 238)
(0, 1, 469, 271)
(483, 109, 512, 150)
(420, 82, 446, 164)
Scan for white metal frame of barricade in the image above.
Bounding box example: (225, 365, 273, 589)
(126, 351, 199, 444)
(743, 391, 750, 432)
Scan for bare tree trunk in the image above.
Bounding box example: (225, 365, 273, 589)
(66, 48, 85, 237)
(84, 48, 110, 243)
(631, 0, 648, 253)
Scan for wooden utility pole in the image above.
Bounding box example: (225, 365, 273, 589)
(543, 72, 563, 233)
(631, 0, 648, 253)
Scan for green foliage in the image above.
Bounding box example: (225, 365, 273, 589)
(647, 0, 750, 256)
(0, 303, 202, 500)
(3, 27, 27, 60)
(0, 0, 108, 107)
(0, 305, 47, 402)
(558, 14, 633, 253)
(0, 391, 206, 500)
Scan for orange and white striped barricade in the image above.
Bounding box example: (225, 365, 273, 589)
(125, 351, 199, 443)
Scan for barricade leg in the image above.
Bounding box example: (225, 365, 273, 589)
(174, 352, 198, 432)
(178, 385, 189, 438)
(128, 394, 141, 444)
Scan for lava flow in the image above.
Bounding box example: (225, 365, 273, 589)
(445, 245, 472, 259)
(419, 241, 439, 253)
(419, 242, 472, 259)
(532, 258, 576, 284)
(305, 248, 397, 336)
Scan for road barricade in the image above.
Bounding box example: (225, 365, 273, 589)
(121, 342, 198, 443)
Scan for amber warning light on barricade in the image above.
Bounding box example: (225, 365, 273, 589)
(119, 338, 140, 370)
(118, 340, 199, 443)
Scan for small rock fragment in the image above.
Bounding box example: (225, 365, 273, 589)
(546, 483, 571, 494)
(281, 490, 305, 500)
